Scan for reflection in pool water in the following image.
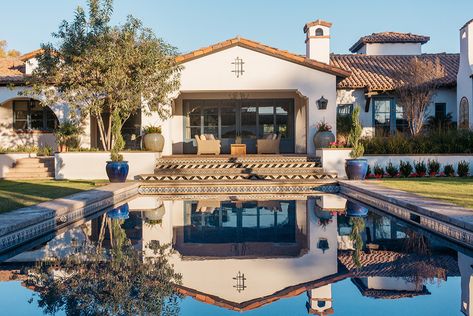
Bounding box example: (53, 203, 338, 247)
(0, 194, 472, 315)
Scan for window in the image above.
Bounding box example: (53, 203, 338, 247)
(13, 99, 58, 131)
(434, 103, 447, 119)
(315, 28, 324, 36)
(337, 104, 353, 117)
(373, 98, 407, 136)
(459, 97, 469, 129)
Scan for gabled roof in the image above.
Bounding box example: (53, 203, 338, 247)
(19, 49, 44, 62)
(176, 36, 351, 77)
(350, 32, 430, 53)
(330, 53, 459, 91)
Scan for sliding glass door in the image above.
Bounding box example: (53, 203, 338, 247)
(184, 99, 294, 154)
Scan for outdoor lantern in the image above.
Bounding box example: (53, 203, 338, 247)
(317, 238, 329, 253)
(317, 96, 328, 110)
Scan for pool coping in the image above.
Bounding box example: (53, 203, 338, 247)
(0, 182, 139, 253)
(339, 180, 473, 247)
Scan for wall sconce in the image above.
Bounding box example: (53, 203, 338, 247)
(317, 96, 328, 110)
(317, 238, 329, 253)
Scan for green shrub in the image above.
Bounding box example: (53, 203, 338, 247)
(444, 164, 455, 177)
(37, 146, 53, 156)
(457, 161, 470, 177)
(363, 130, 473, 154)
(348, 106, 364, 158)
(427, 159, 440, 176)
(399, 160, 413, 178)
(374, 164, 384, 178)
(143, 125, 162, 134)
(385, 162, 398, 177)
(366, 165, 372, 177)
(414, 160, 427, 177)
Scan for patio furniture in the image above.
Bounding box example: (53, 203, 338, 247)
(257, 133, 281, 154)
(231, 143, 247, 156)
(195, 134, 221, 155)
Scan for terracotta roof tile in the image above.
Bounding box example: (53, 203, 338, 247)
(350, 32, 430, 53)
(176, 36, 351, 77)
(331, 53, 459, 91)
(0, 57, 27, 85)
(303, 19, 333, 33)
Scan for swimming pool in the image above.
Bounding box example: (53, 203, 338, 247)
(0, 194, 470, 315)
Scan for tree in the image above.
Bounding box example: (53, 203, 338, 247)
(0, 40, 21, 57)
(26, 215, 182, 315)
(29, 0, 181, 150)
(391, 57, 445, 136)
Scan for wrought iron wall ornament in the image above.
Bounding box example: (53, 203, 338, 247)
(317, 96, 328, 110)
(231, 57, 245, 78)
(233, 271, 247, 292)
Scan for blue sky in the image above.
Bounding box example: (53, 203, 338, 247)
(1, 0, 472, 56)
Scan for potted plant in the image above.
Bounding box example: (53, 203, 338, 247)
(55, 120, 82, 152)
(143, 125, 165, 152)
(313, 120, 335, 149)
(345, 106, 368, 180)
(144, 202, 166, 226)
(106, 112, 129, 182)
(107, 203, 130, 220)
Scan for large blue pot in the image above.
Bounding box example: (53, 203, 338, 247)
(106, 161, 129, 183)
(107, 203, 130, 220)
(345, 200, 368, 217)
(345, 159, 368, 180)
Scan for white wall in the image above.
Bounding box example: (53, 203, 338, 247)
(0, 86, 69, 149)
(167, 45, 338, 155)
(316, 148, 352, 178)
(457, 21, 473, 129)
(364, 43, 422, 55)
(55, 152, 160, 180)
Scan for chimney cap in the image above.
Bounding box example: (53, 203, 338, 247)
(304, 19, 332, 33)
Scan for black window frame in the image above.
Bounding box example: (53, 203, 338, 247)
(12, 99, 58, 132)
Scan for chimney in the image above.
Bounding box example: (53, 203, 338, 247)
(304, 19, 332, 64)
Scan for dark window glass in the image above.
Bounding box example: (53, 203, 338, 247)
(395, 103, 408, 133)
(13, 100, 58, 131)
(435, 103, 447, 119)
(374, 99, 391, 136)
(315, 28, 324, 36)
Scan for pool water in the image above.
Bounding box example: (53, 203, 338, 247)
(0, 194, 471, 316)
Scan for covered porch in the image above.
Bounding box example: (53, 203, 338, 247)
(170, 90, 309, 155)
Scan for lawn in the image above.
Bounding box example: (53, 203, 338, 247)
(376, 177, 473, 210)
(0, 179, 107, 213)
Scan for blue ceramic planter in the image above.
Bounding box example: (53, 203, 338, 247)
(106, 161, 129, 183)
(345, 200, 368, 217)
(345, 159, 368, 180)
(107, 203, 130, 220)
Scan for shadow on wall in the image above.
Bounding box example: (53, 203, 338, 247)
(0, 122, 57, 150)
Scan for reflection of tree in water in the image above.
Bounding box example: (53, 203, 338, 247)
(401, 229, 447, 291)
(349, 217, 365, 268)
(25, 215, 182, 316)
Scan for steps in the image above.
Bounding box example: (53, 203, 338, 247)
(4, 157, 55, 180)
(138, 155, 337, 181)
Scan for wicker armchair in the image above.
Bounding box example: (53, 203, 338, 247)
(257, 134, 280, 154)
(195, 135, 221, 155)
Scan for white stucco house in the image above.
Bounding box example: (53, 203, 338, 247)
(0, 18, 471, 156)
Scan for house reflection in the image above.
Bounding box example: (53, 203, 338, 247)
(1, 194, 466, 314)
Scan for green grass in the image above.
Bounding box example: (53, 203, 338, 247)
(0, 179, 108, 213)
(376, 177, 473, 210)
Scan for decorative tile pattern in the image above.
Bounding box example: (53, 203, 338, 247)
(0, 219, 56, 253)
(139, 184, 339, 195)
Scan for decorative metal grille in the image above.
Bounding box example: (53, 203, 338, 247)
(233, 271, 247, 292)
(231, 57, 245, 78)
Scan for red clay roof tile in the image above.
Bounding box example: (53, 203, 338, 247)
(350, 32, 430, 53)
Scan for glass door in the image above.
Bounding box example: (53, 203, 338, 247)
(239, 103, 258, 153)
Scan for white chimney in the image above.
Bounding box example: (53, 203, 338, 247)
(457, 19, 473, 129)
(304, 19, 332, 64)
